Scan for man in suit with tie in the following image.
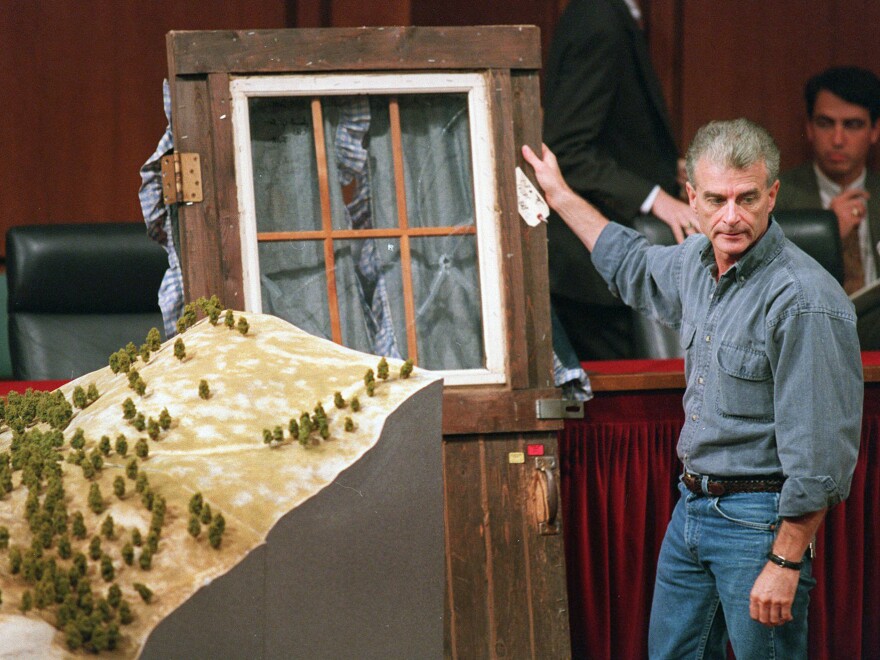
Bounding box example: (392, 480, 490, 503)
(776, 66, 880, 295)
(543, 0, 696, 359)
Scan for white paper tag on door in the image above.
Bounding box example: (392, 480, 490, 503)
(516, 167, 549, 227)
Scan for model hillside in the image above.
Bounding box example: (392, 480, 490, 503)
(0, 301, 432, 658)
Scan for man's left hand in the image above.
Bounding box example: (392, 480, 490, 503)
(749, 563, 800, 627)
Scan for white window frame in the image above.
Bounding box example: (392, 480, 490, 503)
(229, 72, 507, 387)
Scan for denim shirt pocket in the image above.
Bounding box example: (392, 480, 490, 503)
(715, 342, 774, 420)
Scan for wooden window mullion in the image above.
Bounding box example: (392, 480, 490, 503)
(311, 98, 343, 344)
(389, 97, 419, 365)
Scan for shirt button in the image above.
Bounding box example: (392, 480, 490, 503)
(698, 376, 704, 384)
(691, 414, 699, 421)
(705, 335, 711, 343)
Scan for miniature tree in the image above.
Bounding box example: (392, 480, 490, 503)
(273, 425, 284, 443)
(319, 420, 330, 440)
(107, 584, 122, 609)
(109, 352, 120, 374)
(133, 377, 147, 396)
(122, 398, 137, 421)
(175, 317, 187, 335)
(199, 380, 210, 400)
(288, 417, 299, 437)
(174, 337, 186, 360)
(141, 489, 155, 511)
(81, 460, 96, 481)
(88, 483, 104, 514)
(125, 342, 138, 361)
(262, 428, 272, 445)
(364, 368, 375, 387)
(188, 516, 201, 538)
(89, 536, 102, 561)
(377, 357, 389, 380)
(118, 599, 133, 625)
(224, 309, 235, 328)
(134, 583, 153, 603)
(117, 350, 131, 374)
(237, 316, 250, 335)
(139, 344, 151, 363)
(199, 502, 213, 525)
(87, 383, 100, 403)
(135, 438, 149, 459)
(19, 590, 33, 613)
(131, 528, 143, 547)
(115, 434, 128, 457)
(138, 548, 152, 570)
(70, 428, 86, 450)
(100, 554, 114, 582)
(366, 381, 375, 397)
(72, 386, 88, 409)
(89, 449, 104, 471)
(132, 413, 146, 431)
(98, 435, 111, 456)
(101, 515, 115, 540)
(121, 543, 134, 566)
(71, 512, 87, 539)
(158, 408, 172, 430)
(125, 458, 138, 480)
(57, 535, 72, 559)
(147, 417, 160, 441)
(350, 396, 361, 412)
(113, 476, 125, 499)
(146, 327, 162, 351)
(208, 513, 225, 549)
(0, 525, 8, 549)
(400, 358, 414, 378)
(334, 391, 346, 408)
(345, 417, 355, 432)
(189, 492, 203, 517)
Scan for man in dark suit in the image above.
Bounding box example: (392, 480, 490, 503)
(543, 0, 696, 359)
(777, 66, 880, 295)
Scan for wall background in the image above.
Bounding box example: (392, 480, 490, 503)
(3, 0, 880, 259)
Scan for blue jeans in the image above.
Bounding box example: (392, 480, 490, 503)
(648, 481, 815, 659)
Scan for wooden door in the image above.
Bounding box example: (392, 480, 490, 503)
(166, 26, 570, 658)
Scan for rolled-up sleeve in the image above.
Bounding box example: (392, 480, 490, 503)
(767, 307, 863, 517)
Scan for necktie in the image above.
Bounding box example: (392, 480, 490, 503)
(841, 229, 865, 294)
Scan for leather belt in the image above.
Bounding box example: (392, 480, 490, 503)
(682, 472, 785, 497)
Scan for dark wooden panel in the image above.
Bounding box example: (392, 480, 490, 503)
(443, 431, 570, 659)
(206, 73, 246, 310)
(168, 27, 542, 75)
(443, 388, 562, 435)
(489, 69, 531, 391)
(166, 76, 226, 301)
(0, 0, 288, 259)
(443, 438, 491, 658)
(677, 0, 880, 171)
(513, 70, 557, 392)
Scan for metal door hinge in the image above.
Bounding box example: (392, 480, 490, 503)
(535, 399, 584, 420)
(161, 153, 203, 205)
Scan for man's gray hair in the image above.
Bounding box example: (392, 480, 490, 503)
(685, 118, 780, 186)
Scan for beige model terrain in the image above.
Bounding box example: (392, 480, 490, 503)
(0, 312, 436, 658)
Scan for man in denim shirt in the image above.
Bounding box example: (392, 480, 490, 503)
(523, 118, 862, 658)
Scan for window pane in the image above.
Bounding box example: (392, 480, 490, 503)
(322, 96, 399, 231)
(249, 97, 321, 233)
(410, 234, 484, 370)
(258, 241, 331, 340)
(333, 238, 408, 359)
(398, 94, 475, 229)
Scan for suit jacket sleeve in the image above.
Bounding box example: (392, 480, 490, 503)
(542, 2, 657, 220)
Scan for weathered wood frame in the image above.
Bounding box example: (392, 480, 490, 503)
(166, 27, 571, 658)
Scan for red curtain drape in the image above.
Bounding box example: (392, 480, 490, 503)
(560, 385, 880, 659)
